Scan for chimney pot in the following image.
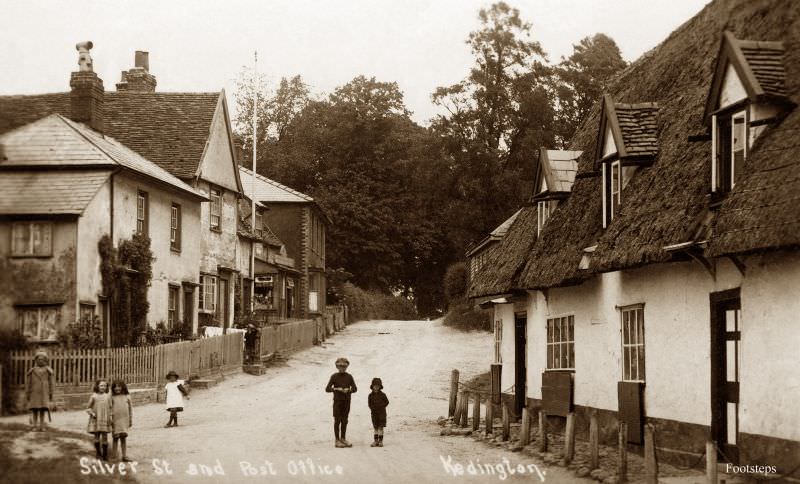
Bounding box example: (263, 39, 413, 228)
(75, 41, 94, 72)
(70, 40, 104, 132)
(134, 51, 149, 71)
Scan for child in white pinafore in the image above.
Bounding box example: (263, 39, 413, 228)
(164, 371, 189, 427)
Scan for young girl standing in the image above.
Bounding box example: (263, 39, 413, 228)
(25, 351, 54, 432)
(87, 379, 112, 460)
(110, 380, 133, 462)
(164, 371, 189, 427)
(368, 377, 389, 447)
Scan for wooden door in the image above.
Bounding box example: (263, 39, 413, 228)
(710, 288, 741, 463)
(514, 312, 527, 416)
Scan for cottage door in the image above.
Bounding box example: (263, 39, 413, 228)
(710, 288, 741, 463)
(514, 312, 527, 416)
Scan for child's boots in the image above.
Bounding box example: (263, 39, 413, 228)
(101, 444, 109, 461)
(94, 442, 102, 459)
(370, 435, 379, 447)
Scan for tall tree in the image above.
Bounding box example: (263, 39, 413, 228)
(554, 33, 627, 144)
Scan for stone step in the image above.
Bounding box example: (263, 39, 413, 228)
(188, 379, 216, 390)
(243, 364, 267, 376)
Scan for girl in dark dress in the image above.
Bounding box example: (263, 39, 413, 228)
(368, 377, 389, 447)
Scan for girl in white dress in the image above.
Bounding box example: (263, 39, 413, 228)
(164, 371, 189, 427)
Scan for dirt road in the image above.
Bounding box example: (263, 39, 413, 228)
(4, 320, 588, 483)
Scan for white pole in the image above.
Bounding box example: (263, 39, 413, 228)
(250, 50, 258, 313)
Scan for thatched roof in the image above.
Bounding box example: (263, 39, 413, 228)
(515, 0, 800, 289)
(468, 205, 538, 299)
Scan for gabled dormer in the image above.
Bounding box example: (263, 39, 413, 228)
(704, 31, 793, 196)
(595, 95, 659, 228)
(534, 148, 581, 235)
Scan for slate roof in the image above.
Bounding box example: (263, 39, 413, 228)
(465, 209, 521, 258)
(0, 91, 222, 179)
(0, 169, 110, 215)
(739, 40, 787, 97)
(0, 115, 206, 200)
(239, 166, 314, 203)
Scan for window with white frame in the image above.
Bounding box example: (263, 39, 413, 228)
(11, 222, 53, 257)
(493, 319, 502, 363)
(209, 187, 222, 231)
(537, 200, 551, 236)
(602, 159, 622, 226)
(17, 305, 60, 341)
(620, 305, 645, 382)
(712, 110, 747, 193)
(199, 275, 217, 312)
(546, 315, 575, 370)
(136, 191, 149, 236)
(309, 273, 319, 312)
(170, 203, 181, 251)
(255, 212, 264, 238)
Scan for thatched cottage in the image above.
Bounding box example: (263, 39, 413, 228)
(470, 0, 799, 473)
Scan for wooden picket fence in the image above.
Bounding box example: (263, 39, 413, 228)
(9, 332, 243, 390)
(259, 319, 318, 357)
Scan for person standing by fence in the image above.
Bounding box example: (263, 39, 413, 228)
(26, 351, 54, 432)
(325, 357, 357, 448)
(87, 379, 112, 460)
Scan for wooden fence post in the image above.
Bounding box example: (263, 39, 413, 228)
(564, 412, 576, 463)
(589, 410, 599, 470)
(520, 407, 531, 446)
(449, 370, 459, 418)
(460, 392, 469, 427)
(539, 410, 548, 452)
(644, 424, 658, 484)
(501, 404, 510, 441)
(485, 400, 494, 436)
(472, 393, 480, 431)
(706, 441, 717, 484)
(618, 422, 628, 483)
(453, 390, 463, 424)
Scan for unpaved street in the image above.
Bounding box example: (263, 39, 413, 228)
(5, 320, 587, 483)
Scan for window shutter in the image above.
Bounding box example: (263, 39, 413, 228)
(711, 114, 717, 192)
(176, 205, 182, 250)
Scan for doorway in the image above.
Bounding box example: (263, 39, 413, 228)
(219, 277, 230, 331)
(710, 288, 741, 463)
(514, 312, 527, 416)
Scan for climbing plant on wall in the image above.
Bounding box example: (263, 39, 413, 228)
(98, 233, 153, 346)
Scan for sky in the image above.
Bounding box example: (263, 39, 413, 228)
(0, 0, 709, 125)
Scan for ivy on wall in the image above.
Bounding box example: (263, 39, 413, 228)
(98, 233, 153, 346)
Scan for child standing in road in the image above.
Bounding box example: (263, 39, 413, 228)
(111, 380, 133, 461)
(87, 379, 112, 460)
(325, 357, 357, 448)
(26, 351, 54, 432)
(164, 371, 189, 428)
(368, 377, 389, 447)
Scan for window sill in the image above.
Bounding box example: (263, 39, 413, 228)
(170, 247, 182, 254)
(9, 254, 53, 259)
(210, 227, 222, 234)
(198, 309, 216, 314)
(544, 369, 575, 373)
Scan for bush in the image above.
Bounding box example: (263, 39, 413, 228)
(0, 328, 29, 413)
(443, 262, 469, 303)
(338, 283, 417, 322)
(62, 314, 105, 349)
(443, 297, 491, 332)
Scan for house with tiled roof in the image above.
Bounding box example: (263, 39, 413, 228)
(239, 167, 327, 319)
(0, 44, 244, 332)
(0, 113, 206, 345)
(470, 0, 799, 473)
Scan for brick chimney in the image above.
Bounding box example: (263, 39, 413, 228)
(116, 51, 157, 92)
(69, 41, 104, 132)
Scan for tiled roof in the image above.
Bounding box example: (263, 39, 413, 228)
(614, 102, 659, 158)
(739, 40, 787, 97)
(0, 115, 206, 200)
(239, 166, 314, 203)
(541, 149, 581, 193)
(0, 91, 222, 179)
(0, 169, 110, 215)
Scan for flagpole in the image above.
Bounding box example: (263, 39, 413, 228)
(250, 50, 258, 313)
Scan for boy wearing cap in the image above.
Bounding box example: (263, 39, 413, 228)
(325, 357, 357, 448)
(368, 377, 389, 447)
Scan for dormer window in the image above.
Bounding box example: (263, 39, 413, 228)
(534, 148, 581, 235)
(704, 31, 792, 196)
(595, 96, 659, 228)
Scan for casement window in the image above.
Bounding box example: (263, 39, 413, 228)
(170, 203, 181, 251)
(309, 274, 319, 312)
(79, 303, 95, 323)
(621, 305, 645, 382)
(602, 160, 622, 226)
(546, 315, 575, 370)
(17, 305, 60, 341)
(11, 222, 53, 257)
(712, 110, 747, 193)
(494, 319, 502, 364)
(136, 191, 149, 236)
(254, 242, 265, 260)
(168, 285, 180, 327)
(537, 201, 550, 236)
(210, 187, 222, 231)
(199, 275, 217, 312)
